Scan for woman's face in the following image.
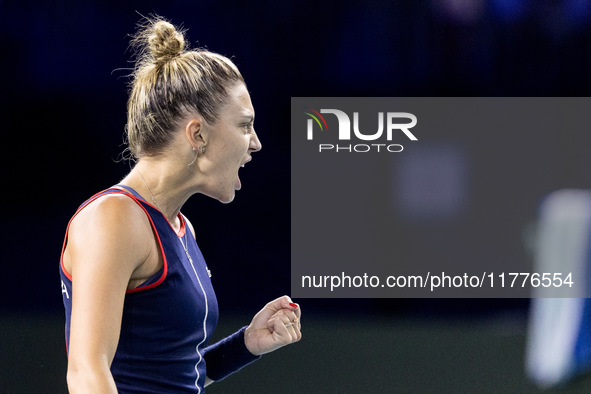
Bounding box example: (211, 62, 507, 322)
(197, 83, 262, 203)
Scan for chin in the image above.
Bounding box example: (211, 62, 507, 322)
(202, 185, 236, 204)
(219, 196, 235, 204)
(216, 191, 236, 204)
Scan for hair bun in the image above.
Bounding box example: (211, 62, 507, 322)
(148, 20, 185, 62)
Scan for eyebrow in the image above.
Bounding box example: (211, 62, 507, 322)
(240, 114, 254, 123)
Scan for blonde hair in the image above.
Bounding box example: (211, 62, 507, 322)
(126, 16, 244, 159)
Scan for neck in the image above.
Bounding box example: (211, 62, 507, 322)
(120, 158, 195, 229)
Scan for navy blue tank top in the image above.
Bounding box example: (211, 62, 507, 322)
(60, 185, 219, 393)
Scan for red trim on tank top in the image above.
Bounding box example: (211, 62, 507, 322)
(59, 189, 169, 292)
(177, 216, 186, 238)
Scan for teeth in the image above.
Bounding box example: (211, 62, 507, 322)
(241, 164, 245, 168)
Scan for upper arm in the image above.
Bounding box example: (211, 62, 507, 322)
(65, 195, 152, 372)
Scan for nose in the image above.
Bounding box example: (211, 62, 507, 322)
(250, 129, 262, 152)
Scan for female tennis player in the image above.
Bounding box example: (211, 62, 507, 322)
(59, 16, 301, 393)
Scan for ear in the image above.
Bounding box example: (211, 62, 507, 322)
(185, 118, 206, 149)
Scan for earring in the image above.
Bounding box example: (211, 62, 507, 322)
(187, 145, 206, 169)
(187, 149, 198, 167)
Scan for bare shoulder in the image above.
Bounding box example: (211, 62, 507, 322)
(65, 193, 153, 275)
(184, 215, 197, 239)
(71, 193, 149, 233)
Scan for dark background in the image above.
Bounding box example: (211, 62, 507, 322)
(2, 0, 591, 392)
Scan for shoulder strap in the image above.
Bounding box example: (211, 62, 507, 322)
(113, 184, 145, 201)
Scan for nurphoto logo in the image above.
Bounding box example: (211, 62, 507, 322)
(304, 108, 418, 153)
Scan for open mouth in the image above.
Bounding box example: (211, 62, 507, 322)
(236, 158, 251, 190)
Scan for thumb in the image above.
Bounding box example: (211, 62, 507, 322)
(265, 295, 298, 313)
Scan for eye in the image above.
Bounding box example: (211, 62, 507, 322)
(242, 122, 254, 134)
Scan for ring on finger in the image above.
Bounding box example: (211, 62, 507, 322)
(284, 317, 300, 328)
